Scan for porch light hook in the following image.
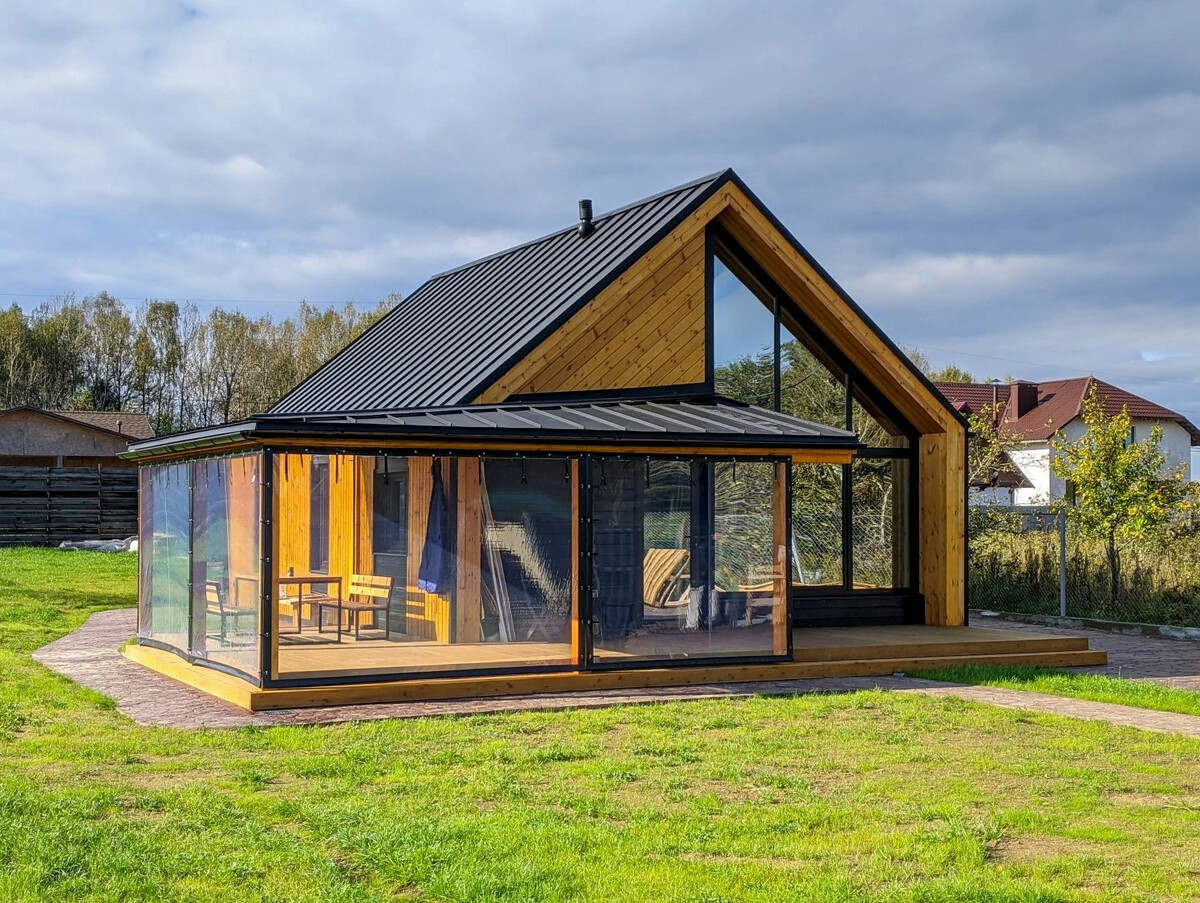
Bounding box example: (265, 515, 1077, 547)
(521, 458, 528, 484)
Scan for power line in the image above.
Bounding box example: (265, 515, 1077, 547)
(900, 339, 1200, 393)
(0, 290, 397, 307)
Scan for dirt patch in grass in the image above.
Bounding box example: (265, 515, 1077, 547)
(986, 834, 1095, 864)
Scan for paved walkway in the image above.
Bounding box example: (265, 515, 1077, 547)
(972, 613, 1200, 689)
(30, 608, 1200, 736)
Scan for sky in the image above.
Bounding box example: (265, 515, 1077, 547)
(2, 2, 1198, 472)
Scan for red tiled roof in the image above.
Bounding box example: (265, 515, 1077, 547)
(934, 378, 1200, 444)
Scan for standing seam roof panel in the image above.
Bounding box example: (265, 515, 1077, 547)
(270, 176, 724, 414)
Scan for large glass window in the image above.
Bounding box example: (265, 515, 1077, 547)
(713, 254, 776, 409)
(711, 232, 917, 604)
(138, 463, 191, 652)
(591, 458, 788, 663)
(191, 455, 261, 676)
(791, 463, 843, 590)
(851, 457, 911, 589)
(272, 454, 577, 680)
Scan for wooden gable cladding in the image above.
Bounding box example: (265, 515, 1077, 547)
(476, 225, 707, 402)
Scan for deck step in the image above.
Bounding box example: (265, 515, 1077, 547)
(792, 635, 1090, 663)
(802, 649, 1109, 676)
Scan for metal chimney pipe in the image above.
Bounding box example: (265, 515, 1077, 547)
(578, 199, 595, 237)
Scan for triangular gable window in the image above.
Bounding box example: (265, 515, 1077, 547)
(708, 227, 916, 592)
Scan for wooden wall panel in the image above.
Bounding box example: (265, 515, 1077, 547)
(226, 456, 260, 610)
(405, 457, 452, 642)
(454, 458, 482, 643)
(354, 456, 375, 576)
(327, 455, 357, 628)
(477, 228, 707, 402)
(274, 453, 310, 580)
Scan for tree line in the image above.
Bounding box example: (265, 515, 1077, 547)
(0, 293, 395, 435)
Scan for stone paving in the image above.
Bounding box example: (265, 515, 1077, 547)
(972, 612, 1200, 689)
(31, 608, 1200, 736)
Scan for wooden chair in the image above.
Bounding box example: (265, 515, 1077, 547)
(204, 580, 256, 644)
(316, 574, 394, 640)
(643, 548, 690, 608)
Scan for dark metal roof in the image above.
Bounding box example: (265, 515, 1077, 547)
(124, 396, 859, 459)
(271, 172, 730, 414)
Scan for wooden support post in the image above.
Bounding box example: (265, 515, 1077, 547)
(919, 431, 965, 626)
(773, 461, 789, 655)
(454, 457, 482, 644)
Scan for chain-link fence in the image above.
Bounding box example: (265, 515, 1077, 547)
(970, 506, 1200, 628)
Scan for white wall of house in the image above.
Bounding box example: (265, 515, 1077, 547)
(1004, 418, 1194, 506)
(1151, 421, 1195, 479)
(1010, 442, 1052, 505)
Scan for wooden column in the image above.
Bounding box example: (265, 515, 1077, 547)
(454, 458, 482, 644)
(354, 456, 375, 576)
(772, 461, 789, 656)
(405, 457, 452, 642)
(919, 431, 965, 626)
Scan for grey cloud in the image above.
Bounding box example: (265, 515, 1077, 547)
(0, 0, 1197, 424)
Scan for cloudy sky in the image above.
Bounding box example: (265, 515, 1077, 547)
(2, 2, 1198, 468)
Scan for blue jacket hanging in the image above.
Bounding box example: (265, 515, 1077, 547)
(417, 463, 449, 593)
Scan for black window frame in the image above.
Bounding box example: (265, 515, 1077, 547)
(706, 223, 920, 596)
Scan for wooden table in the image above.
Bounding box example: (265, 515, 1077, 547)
(278, 575, 343, 642)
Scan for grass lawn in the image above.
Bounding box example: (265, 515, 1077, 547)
(3, 549, 1200, 902)
(911, 664, 1200, 719)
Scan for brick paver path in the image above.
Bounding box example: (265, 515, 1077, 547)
(972, 613, 1200, 689)
(31, 608, 1200, 735)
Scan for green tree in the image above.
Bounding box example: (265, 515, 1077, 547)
(928, 363, 975, 384)
(1050, 388, 1191, 605)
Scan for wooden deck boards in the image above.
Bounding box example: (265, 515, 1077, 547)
(129, 623, 1107, 711)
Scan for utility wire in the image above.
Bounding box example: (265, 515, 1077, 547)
(0, 290, 395, 307)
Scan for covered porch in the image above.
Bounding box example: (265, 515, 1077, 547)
(126, 395, 1104, 710)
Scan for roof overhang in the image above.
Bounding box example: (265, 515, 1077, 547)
(123, 396, 862, 463)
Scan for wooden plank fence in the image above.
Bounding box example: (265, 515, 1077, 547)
(0, 466, 138, 545)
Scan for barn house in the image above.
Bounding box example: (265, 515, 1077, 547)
(123, 170, 1104, 710)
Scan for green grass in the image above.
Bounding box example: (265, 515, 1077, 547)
(910, 664, 1200, 718)
(4, 549, 1200, 901)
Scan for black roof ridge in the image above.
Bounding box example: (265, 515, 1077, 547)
(424, 169, 730, 282)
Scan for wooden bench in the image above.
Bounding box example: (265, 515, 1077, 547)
(316, 574, 394, 641)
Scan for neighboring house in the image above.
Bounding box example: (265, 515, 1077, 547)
(0, 407, 155, 544)
(935, 378, 1200, 506)
(123, 169, 1102, 712)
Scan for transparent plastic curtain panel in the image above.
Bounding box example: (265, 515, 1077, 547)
(590, 458, 787, 663)
(138, 454, 262, 678)
(271, 453, 577, 680)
